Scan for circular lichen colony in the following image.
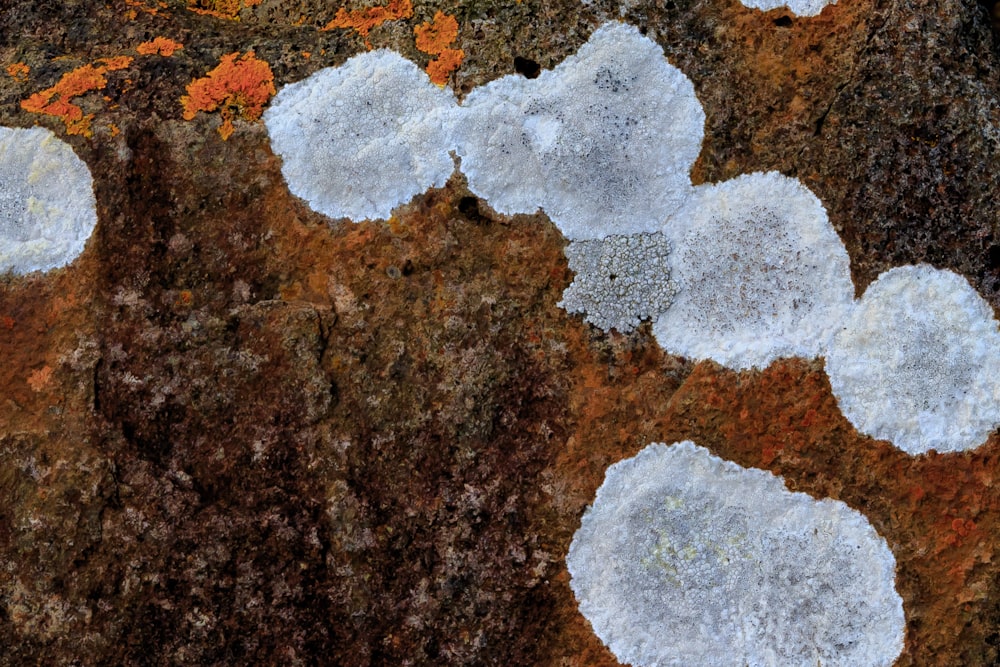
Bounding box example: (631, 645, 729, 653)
(454, 21, 704, 240)
(558, 232, 677, 333)
(655, 172, 854, 370)
(826, 264, 1000, 454)
(0, 126, 98, 274)
(567, 442, 905, 667)
(263, 50, 457, 222)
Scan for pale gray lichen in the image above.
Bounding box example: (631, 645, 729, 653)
(558, 232, 677, 333)
(655, 172, 855, 370)
(263, 50, 458, 222)
(567, 441, 906, 667)
(453, 21, 704, 240)
(826, 264, 1000, 454)
(0, 126, 98, 274)
(739, 0, 835, 17)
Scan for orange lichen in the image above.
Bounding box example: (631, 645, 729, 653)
(6, 62, 29, 81)
(20, 57, 132, 136)
(187, 0, 259, 20)
(425, 48, 464, 86)
(180, 51, 275, 140)
(136, 36, 183, 56)
(414, 11, 459, 52)
(414, 11, 464, 85)
(124, 0, 170, 18)
(320, 0, 413, 48)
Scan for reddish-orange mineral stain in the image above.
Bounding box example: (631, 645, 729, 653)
(136, 36, 183, 56)
(321, 0, 413, 48)
(414, 11, 464, 85)
(180, 51, 276, 140)
(21, 57, 133, 136)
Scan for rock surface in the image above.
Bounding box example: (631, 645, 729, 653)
(2, 0, 1000, 664)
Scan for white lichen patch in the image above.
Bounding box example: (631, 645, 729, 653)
(567, 441, 905, 667)
(263, 50, 457, 222)
(739, 0, 835, 18)
(453, 21, 704, 240)
(826, 264, 1000, 454)
(654, 172, 855, 370)
(558, 232, 677, 333)
(0, 126, 97, 274)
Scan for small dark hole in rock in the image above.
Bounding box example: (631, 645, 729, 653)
(514, 56, 541, 79)
(458, 196, 481, 218)
(401, 259, 414, 276)
(773, 15, 793, 26)
(989, 244, 1000, 269)
(639, 25, 648, 34)
(609, 273, 617, 281)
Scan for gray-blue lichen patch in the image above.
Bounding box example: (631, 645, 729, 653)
(655, 172, 855, 370)
(453, 21, 704, 240)
(567, 441, 906, 667)
(826, 264, 1000, 454)
(0, 126, 97, 274)
(263, 50, 458, 222)
(558, 232, 676, 333)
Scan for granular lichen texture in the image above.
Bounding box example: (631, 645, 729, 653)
(180, 51, 275, 140)
(559, 232, 677, 333)
(567, 441, 905, 667)
(655, 172, 855, 370)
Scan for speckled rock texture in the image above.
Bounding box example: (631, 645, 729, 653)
(2, 0, 1000, 665)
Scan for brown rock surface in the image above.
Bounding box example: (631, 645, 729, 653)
(2, 0, 1000, 664)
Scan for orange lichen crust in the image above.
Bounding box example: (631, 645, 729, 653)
(6, 62, 29, 81)
(320, 0, 413, 48)
(187, 0, 260, 20)
(136, 37, 183, 56)
(20, 57, 133, 136)
(180, 51, 276, 140)
(414, 11, 464, 85)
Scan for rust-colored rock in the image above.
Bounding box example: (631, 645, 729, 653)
(3, 0, 1000, 663)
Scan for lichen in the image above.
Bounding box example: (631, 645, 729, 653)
(186, 0, 261, 20)
(263, 49, 457, 221)
(0, 126, 98, 274)
(558, 232, 677, 333)
(320, 0, 414, 48)
(567, 441, 905, 667)
(136, 37, 183, 56)
(414, 11, 465, 86)
(655, 172, 855, 370)
(180, 51, 275, 140)
(453, 21, 704, 240)
(826, 264, 1000, 454)
(6, 63, 29, 81)
(20, 57, 133, 137)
